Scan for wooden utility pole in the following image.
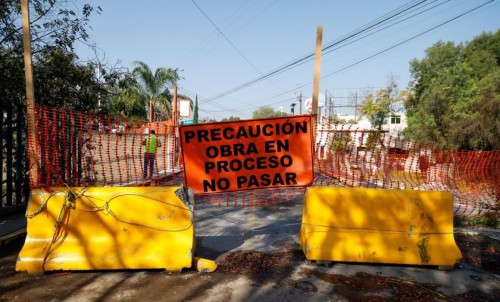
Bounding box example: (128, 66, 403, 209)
(173, 85, 178, 127)
(149, 97, 153, 123)
(311, 26, 323, 126)
(172, 85, 179, 164)
(21, 0, 38, 185)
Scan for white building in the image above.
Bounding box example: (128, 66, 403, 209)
(332, 106, 407, 138)
(381, 107, 407, 138)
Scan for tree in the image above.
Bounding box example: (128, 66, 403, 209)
(252, 106, 287, 119)
(106, 72, 145, 119)
(1, 0, 100, 54)
(193, 95, 199, 124)
(34, 49, 107, 111)
(1, 0, 102, 108)
(360, 77, 399, 131)
(132, 61, 180, 122)
(405, 30, 500, 150)
(221, 116, 241, 121)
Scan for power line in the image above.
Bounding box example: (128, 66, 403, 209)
(201, 0, 430, 103)
(244, 0, 495, 112)
(191, 0, 494, 118)
(191, 0, 266, 79)
(178, 86, 248, 116)
(322, 0, 449, 56)
(322, 0, 494, 80)
(177, 0, 259, 67)
(195, 0, 430, 114)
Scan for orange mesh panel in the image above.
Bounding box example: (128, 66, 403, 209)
(27, 105, 499, 216)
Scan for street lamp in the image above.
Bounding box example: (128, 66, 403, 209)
(278, 106, 284, 117)
(290, 103, 296, 115)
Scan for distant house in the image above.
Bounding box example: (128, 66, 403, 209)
(381, 106, 407, 138)
(178, 98, 194, 125)
(335, 113, 357, 123)
(332, 106, 407, 138)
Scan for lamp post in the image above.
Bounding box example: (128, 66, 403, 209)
(290, 103, 296, 115)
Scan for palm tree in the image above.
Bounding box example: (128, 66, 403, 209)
(132, 61, 180, 122)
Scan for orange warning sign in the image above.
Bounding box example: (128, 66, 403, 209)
(180, 116, 314, 194)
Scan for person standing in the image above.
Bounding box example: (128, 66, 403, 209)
(142, 129, 161, 179)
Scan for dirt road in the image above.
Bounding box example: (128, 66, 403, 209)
(1, 199, 498, 302)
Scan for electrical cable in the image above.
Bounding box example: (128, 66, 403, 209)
(244, 0, 494, 115)
(190, 0, 494, 119)
(202, 0, 430, 103)
(191, 0, 276, 88)
(322, 0, 494, 80)
(195, 0, 433, 117)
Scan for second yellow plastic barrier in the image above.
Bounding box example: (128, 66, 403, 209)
(299, 187, 462, 267)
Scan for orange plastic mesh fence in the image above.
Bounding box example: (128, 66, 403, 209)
(311, 118, 499, 217)
(29, 105, 179, 187)
(28, 105, 499, 216)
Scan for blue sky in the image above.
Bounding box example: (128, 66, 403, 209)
(75, 0, 500, 120)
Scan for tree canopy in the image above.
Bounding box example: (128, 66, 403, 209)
(252, 106, 288, 119)
(131, 61, 180, 121)
(221, 116, 241, 122)
(405, 30, 500, 150)
(360, 77, 400, 131)
(193, 95, 199, 124)
(1, 0, 187, 121)
(1, 0, 103, 109)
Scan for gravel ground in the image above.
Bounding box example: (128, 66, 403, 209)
(1, 229, 499, 302)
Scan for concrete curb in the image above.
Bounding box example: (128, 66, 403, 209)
(0, 228, 26, 246)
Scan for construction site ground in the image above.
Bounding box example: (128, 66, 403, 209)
(1, 196, 499, 302)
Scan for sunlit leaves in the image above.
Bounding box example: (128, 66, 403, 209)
(406, 30, 500, 150)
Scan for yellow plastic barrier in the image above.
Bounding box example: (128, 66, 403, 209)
(16, 186, 194, 274)
(299, 187, 462, 267)
(194, 257, 218, 273)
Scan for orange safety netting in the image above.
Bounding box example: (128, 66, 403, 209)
(27, 105, 499, 216)
(28, 105, 179, 188)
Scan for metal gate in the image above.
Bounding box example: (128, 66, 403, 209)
(0, 100, 30, 216)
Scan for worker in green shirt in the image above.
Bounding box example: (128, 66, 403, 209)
(142, 130, 161, 179)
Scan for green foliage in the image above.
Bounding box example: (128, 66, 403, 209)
(455, 211, 499, 228)
(1, 0, 101, 54)
(330, 132, 352, 153)
(365, 131, 382, 151)
(221, 116, 241, 122)
(0, 48, 25, 102)
(193, 95, 199, 124)
(405, 30, 500, 150)
(253, 106, 275, 119)
(1, 47, 105, 111)
(131, 61, 180, 121)
(106, 73, 145, 119)
(34, 49, 105, 111)
(252, 106, 287, 119)
(361, 76, 399, 131)
(326, 115, 343, 124)
(466, 216, 499, 228)
(1, 0, 103, 109)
